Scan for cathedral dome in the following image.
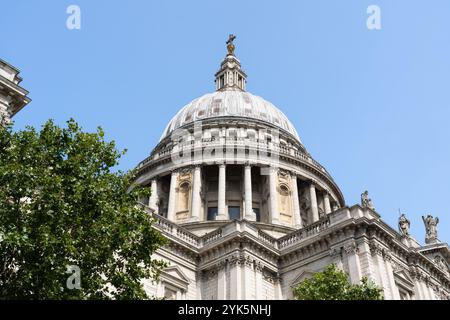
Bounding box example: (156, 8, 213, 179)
(136, 35, 345, 231)
(160, 90, 301, 142)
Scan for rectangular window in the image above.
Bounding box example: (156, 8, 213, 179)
(228, 206, 240, 220)
(207, 207, 218, 221)
(253, 208, 261, 222)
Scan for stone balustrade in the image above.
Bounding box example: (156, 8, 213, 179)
(137, 138, 330, 176)
(203, 228, 223, 245)
(142, 203, 379, 252)
(258, 230, 278, 248)
(151, 210, 201, 247)
(278, 216, 331, 249)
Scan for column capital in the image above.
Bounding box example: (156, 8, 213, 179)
(308, 178, 318, 186)
(278, 168, 291, 178)
(344, 241, 360, 255)
(255, 261, 264, 272)
(216, 161, 226, 168)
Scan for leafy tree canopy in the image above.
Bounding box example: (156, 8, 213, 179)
(293, 264, 384, 300)
(0, 120, 167, 299)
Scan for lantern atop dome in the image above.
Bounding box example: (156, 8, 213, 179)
(215, 34, 247, 91)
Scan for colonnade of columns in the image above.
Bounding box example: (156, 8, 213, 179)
(149, 163, 336, 226)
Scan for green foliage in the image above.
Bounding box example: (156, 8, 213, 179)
(0, 119, 167, 299)
(293, 264, 384, 300)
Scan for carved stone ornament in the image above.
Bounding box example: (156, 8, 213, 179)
(329, 247, 342, 258)
(434, 255, 446, 271)
(369, 242, 383, 256)
(0, 107, 11, 127)
(344, 242, 359, 255)
(255, 261, 264, 272)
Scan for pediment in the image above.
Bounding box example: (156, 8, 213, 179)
(394, 269, 414, 287)
(161, 265, 190, 290)
(290, 269, 315, 288)
(419, 244, 450, 273)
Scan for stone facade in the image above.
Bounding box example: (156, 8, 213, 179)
(0, 59, 30, 126)
(136, 37, 450, 300)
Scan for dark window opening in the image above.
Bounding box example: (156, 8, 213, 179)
(253, 208, 261, 222)
(228, 206, 240, 220)
(207, 207, 218, 221)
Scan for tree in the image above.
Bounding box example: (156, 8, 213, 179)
(293, 264, 384, 300)
(0, 119, 167, 299)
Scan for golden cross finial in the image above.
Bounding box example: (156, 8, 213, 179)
(226, 34, 236, 55)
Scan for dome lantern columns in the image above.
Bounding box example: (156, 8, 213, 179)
(215, 35, 247, 92)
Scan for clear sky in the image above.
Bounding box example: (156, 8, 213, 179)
(2, 0, 450, 245)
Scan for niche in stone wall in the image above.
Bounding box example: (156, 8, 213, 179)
(277, 170, 293, 224)
(278, 183, 292, 224)
(176, 171, 192, 221)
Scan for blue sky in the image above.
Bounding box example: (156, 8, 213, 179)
(2, 0, 450, 244)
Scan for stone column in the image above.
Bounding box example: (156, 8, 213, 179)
(217, 163, 227, 220)
(384, 255, 401, 300)
(371, 245, 391, 299)
(324, 192, 332, 214)
(427, 281, 436, 300)
(358, 241, 377, 281)
(309, 181, 319, 223)
(344, 242, 362, 284)
(412, 272, 424, 299)
(275, 277, 283, 300)
(217, 262, 227, 300)
(269, 166, 279, 223)
(167, 171, 179, 221)
(254, 262, 263, 300)
(191, 166, 201, 221)
(244, 164, 256, 221)
(421, 277, 431, 300)
(148, 178, 159, 211)
(229, 256, 242, 299)
(291, 175, 302, 228)
(242, 257, 253, 299)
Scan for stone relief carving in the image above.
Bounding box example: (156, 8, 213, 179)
(329, 247, 343, 258)
(369, 242, 384, 256)
(434, 255, 447, 272)
(344, 242, 359, 255)
(422, 215, 439, 244)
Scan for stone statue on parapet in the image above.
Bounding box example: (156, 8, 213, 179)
(361, 190, 375, 210)
(398, 212, 410, 237)
(422, 215, 439, 244)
